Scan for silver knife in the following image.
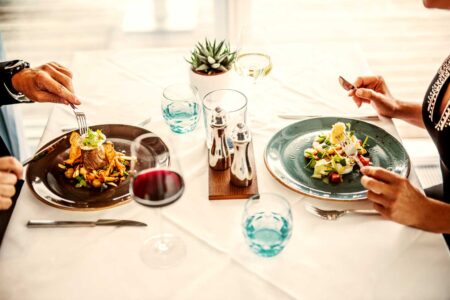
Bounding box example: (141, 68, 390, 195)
(22, 135, 68, 166)
(278, 114, 379, 120)
(27, 219, 147, 228)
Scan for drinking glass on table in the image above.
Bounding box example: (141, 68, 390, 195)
(202, 89, 247, 148)
(235, 26, 272, 84)
(130, 132, 186, 268)
(243, 193, 293, 257)
(162, 83, 200, 134)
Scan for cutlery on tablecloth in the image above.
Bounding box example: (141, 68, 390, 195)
(338, 76, 356, 91)
(27, 219, 147, 228)
(278, 114, 379, 120)
(21, 136, 67, 166)
(60, 116, 153, 132)
(305, 203, 379, 220)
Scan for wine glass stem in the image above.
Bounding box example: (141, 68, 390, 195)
(155, 207, 169, 253)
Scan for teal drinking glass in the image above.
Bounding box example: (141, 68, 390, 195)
(242, 193, 293, 257)
(162, 84, 200, 134)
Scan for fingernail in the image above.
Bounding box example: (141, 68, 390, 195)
(356, 89, 363, 96)
(360, 167, 367, 174)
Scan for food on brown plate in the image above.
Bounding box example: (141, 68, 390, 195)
(59, 129, 133, 189)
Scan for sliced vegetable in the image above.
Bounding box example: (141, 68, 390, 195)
(358, 155, 370, 166)
(329, 172, 341, 184)
(362, 136, 369, 148)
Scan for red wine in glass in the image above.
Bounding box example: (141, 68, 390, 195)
(131, 169, 185, 208)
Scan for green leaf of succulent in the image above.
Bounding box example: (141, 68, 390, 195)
(187, 37, 237, 74)
(218, 65, 228, 72)
(195, 64, 209, 72)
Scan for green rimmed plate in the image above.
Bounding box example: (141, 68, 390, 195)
(264, 117, 410, 201)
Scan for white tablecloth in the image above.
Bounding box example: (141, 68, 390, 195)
(0, 43, 449, 300)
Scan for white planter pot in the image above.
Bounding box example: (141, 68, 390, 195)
(189, 69, 233, 101)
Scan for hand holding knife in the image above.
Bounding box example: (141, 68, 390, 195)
(338, 76, 356, 91)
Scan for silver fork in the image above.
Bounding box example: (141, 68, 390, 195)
(339, 132, 364, 168)
(69, 103, 88, 135)
(305, 203, 379, 220)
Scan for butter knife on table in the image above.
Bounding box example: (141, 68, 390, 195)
(27, 219, 147, 228)
(278, 114, 379, 120)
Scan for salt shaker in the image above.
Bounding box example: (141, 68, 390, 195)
(230, 123, 253, 187)
(209, 107, 231, 171)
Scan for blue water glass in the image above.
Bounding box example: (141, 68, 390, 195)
(242, 193, 293, 257)
(162, 84, 200, 134)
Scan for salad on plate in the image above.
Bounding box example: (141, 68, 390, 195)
(303, 122, 371, 184)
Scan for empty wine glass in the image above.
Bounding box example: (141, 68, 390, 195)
(130, 132, 186, 268)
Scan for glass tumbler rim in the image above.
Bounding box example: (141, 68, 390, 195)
(244, 193, 292, 216)
(163, 83, 199, 102)
(202, 89, 248, 113)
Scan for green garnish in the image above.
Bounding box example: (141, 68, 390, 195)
(75, 176, 87, 188)
(340, 158, 347, 166)
(346, 122, 352, 131)
(304, 149, 315, 158)
(362, 136, 369, 148)
(317, 152, 324, 159)
(305, 158, 316, 169)
(82, 128, 105, 148)
(316, 134, 326, 143)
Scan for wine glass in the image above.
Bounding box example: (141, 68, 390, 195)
(234, 26, 272, 85)
(130, 132, 186, 268)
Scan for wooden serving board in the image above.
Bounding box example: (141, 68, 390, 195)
(208, 143, 259, 200)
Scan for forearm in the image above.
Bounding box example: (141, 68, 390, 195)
(393, 100, 425, 129)
(419, 198, 450, 234)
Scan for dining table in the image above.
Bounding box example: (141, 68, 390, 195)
(0, 42, 449, 300)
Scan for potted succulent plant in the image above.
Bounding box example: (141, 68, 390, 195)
(187, 38, 237, 99)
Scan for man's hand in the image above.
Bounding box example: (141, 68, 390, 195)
(0, 156, 22, 210)
(11, 62, 80, 105)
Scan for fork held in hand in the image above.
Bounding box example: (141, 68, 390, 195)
(305, 203, 379, 220)
(70, 103, 88, 135)
(339, 132, 364, 168)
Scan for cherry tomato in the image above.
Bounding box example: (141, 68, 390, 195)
(330, 172, 341, 183)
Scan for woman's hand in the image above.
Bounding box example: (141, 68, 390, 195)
(360, 166, 431, 229)
(0, 156, 23, 210)
(348, 76, 399, 118)
(11, 62, 80, 105)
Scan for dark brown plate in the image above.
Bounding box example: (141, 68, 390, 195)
(25, 124, 169, 211)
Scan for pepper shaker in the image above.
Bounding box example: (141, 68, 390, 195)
(209, 107, 231, 171)
(230, 123, 253, 187)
